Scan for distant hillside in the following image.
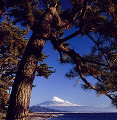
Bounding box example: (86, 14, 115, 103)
(29, 105, 63, 112)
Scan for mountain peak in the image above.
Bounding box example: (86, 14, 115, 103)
(52, 96, 64, 102)
(38, 96, 79, 107)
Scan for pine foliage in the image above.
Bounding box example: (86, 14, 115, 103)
(0, 16, 28, 114)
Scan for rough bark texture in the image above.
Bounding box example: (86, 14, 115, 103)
(6, 32, 45, 120)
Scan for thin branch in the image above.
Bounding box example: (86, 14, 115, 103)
(93, 75, 103, 83)
(51, 36, 117, 71)
(56, 0, 88, 45)
(1, 68, 16, 79)
(58, 30, 81, 44)
(0, 67, 4, 78)
(26, 0, 35, 26)
(78, 64, 97, 90)
(86, 33, 109, 65)
(78, 64, 115, 101)
(58, 51, 64, 63)
(78, 63, 115, 101)
(1, 56, 10, 66)
(7, 76, 15, 83)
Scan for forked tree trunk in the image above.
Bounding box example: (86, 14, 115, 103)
(6, 32, 45, 120)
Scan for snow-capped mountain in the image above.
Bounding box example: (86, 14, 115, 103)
(38, 96, 79, 106)
(31, 96, 117, 113)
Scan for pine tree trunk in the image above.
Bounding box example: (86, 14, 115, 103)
(6, 32, 45, 120)
(6, 6, 68, 120)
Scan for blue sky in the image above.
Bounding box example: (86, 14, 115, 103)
(29, 0, 113, 108)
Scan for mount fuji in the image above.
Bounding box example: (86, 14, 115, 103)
(30, 96, 117, 113)
(38, 96, 79, 107)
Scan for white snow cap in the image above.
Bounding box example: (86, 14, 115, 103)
(52, 96, 65, 102)
(51, 96, 79, 106)
(38, 96, 79, 106)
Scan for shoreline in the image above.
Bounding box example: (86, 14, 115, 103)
(28, 113, 58, 120)
(28, 112, 117, 120)
(28, 113, 50, 120)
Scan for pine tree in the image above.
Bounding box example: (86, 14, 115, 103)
(0, 0, 116, 119)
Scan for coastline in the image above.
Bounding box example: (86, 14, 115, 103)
(28, 113, 51, 120)
(0, 113, 54, 120)
(28, 112, 117, 120)
(28, 113, 58, 120)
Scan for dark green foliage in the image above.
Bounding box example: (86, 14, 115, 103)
(36, 63, 55, 79)
(0, 16, 29, 113)
(1, 0, 62, 27)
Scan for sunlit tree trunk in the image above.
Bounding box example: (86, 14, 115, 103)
(6, 32, 45, 120)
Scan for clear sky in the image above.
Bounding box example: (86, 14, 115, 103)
(29, 0, 113, 108)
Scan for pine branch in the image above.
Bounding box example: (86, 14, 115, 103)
(50, 36, 117, 71)
(50, 35, 115, 102)
(78, 64, 97, 90)
(86, 33, 109, 65)
(56, 0, 89, 45)
(58, 30, 81, 44)
(25, 0, 35, 26)
(1, 69, 16, 79)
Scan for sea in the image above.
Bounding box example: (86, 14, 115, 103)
(47, 113, 117, 120)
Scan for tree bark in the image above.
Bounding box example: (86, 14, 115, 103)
(6, 32, 45, 120)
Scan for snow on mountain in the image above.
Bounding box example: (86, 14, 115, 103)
(52, 96, 65, 103)
(38, 96, 79, 106)
(31, 96, 117, 113)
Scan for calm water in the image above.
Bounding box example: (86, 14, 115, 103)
(47, 113, 117, 120)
